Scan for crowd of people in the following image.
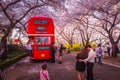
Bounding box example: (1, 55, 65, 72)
(1, 41, 119, 80)
(75, 43, 120, 80)
(39, 42, 66, 80)
(25, 41, 119, 80)
(40, 43, 105, 80)
(39, 43, 99, 80)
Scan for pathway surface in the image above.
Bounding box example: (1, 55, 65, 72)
(3, 52, 120, 80)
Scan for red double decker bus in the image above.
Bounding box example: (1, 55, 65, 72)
(28, 17, 54, 60)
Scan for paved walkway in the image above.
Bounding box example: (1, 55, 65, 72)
(103, 53, 120, 68)
(3, 53, 120, 80)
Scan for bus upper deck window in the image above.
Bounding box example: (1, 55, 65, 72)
(34, 20, 48, 24)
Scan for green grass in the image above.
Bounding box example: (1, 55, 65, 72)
(0, 52, 27, 69)
(7, 51, 24, 58)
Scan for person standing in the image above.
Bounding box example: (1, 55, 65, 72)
(59, 44, 64, 64)
(82, 45, 96, 80)
(40, 62, 50, 80)
(96, 44, 103, 65)
(50, 42, 56, 64)
(106, 43, 111, 56)
(76, 47, 88, 80)
(25, 41, 32, 58)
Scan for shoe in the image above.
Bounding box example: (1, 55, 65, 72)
(59, 61, 62, 64)
(100, 63, 103, 65)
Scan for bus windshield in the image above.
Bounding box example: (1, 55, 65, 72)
(36, 37, 50, 45)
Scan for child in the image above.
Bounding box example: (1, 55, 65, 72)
(40, 62, 50, 80)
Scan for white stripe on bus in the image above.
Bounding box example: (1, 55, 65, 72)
(28, 34, 54, 36)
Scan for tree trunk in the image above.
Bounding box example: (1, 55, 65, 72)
(111, 43, 118, 57)
(0, 37, 8, 60)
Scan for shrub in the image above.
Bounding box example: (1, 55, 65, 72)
(9, 44, 26, 52)
(65, 43, 80, 51)
(0, 53, 27, 69)
(71, 48, 80, 51)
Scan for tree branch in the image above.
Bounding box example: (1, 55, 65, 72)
(0, 3, 12, 23)
(15, 3, 47, 25)
(5, 0, 20, 10)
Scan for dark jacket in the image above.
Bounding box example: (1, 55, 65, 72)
(50, 46, 56, 54)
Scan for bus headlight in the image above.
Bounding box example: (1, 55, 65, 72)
(41, 54, 45, 57)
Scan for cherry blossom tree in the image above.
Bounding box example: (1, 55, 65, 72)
(79, 0, 120, 57)
(0, 0, 65, 59)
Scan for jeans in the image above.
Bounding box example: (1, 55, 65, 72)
(98, 56, 102, 64)
(26, 49, 30, 56)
